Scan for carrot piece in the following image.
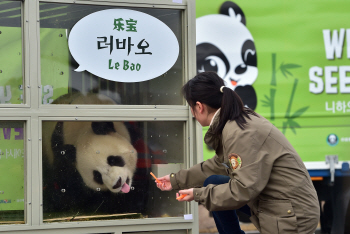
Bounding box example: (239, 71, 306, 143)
(150, 172, 161, 183)
(176, 194, 187, 200)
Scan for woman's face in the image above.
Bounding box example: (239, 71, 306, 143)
(190, 103, 209, 127)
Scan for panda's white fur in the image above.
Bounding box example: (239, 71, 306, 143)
(42, 92, 137, 194)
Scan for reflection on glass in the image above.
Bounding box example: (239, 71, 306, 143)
(40, 3, 183, 106)
(0, 121, 25, 224)
(42, 107, 185, 221)
(0, 1, 23, 104)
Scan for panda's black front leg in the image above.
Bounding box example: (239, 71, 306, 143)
(235, 85, 257, 110)
(49, 122, 82, 211)
(51, 122, 78, 183)
(55, 144, 77, 176)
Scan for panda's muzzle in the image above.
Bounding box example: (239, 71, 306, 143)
(113, 177, 130, 190)
(93, 155, 131, 192)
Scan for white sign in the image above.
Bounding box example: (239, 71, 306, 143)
(68, 9, 179, 83)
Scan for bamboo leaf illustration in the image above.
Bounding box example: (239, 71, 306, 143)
(280, 66, 292, 78)
(282, 121, 287, 135)
(264, 94, 271, 101)
(288, 119, 299, 135)
(261, 96, 272, 107)
(289, 119, 301, 128)
(291, 106, 309, 119)
(280, 62, 287, 78)
(279, 63, 301, 78)
(290, 126, 296, 134)
(282, 64, 302, 69)
(285, 69, 293, 76)
(283, 119, 301, 135)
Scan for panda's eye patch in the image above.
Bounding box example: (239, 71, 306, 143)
(93, 170, 103, 184)
(196, 43, 230, 77)
(107, 156, 125, 167)
(241, 40, 257, 67)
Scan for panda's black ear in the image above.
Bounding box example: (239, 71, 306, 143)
(91, 122, 116, 135)
(220, 1, 246, 25)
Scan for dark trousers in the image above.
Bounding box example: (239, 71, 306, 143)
(203, 175, 251, 234)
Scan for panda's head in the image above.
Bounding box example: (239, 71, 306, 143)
(73, 122, 137, 193)
(196, 1, 258, 91)
(45, 93, 138, 194)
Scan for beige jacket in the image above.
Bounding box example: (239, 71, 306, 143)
(170, 112, 320, 234)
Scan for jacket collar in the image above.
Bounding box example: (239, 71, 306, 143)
(209, 108, 220, 127)
(204, 109, 221, 150)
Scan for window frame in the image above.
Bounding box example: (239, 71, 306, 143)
(0, 0, 199, 233)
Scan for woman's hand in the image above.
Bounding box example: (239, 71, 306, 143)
(176, 188, 194, 202)
(156, 174, 173, 191)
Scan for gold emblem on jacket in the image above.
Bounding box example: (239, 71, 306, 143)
(228, 153, 242, 170)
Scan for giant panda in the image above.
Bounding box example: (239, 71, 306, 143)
(196, 1, 258, 110)
(42, 92, 140, 215)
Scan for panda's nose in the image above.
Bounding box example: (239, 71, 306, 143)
(107, 156, 125, 167)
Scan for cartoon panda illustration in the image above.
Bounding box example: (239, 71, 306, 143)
(196, 1, 257, 110)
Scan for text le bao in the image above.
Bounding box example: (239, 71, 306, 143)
(109, 59, 141, 71)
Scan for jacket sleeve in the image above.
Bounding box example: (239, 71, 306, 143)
(193, 126, 275, 211)
(170, 154, 228, 190)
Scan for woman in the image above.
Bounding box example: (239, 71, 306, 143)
(156, 71, 320, 234)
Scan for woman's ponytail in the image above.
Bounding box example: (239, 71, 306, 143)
(182, 71, 257, 135)
(215, 87, 256, 134)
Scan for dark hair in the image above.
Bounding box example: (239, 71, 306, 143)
(182, 71, 258, 134)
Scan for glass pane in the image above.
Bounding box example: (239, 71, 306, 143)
(40, 3, 183, 105)
(0, 1, 23, 104)
(42, 120, 186, 223)
(0, 121, 25, 224)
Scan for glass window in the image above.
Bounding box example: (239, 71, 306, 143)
(0, 1, 23, 104)
(40, 3, 183, 106)
(0, 121, 25, 224)
(42, 120, 186, 222)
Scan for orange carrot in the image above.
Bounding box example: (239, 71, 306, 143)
(176, 194, 187, 200)
(150, 172, 161, 183)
